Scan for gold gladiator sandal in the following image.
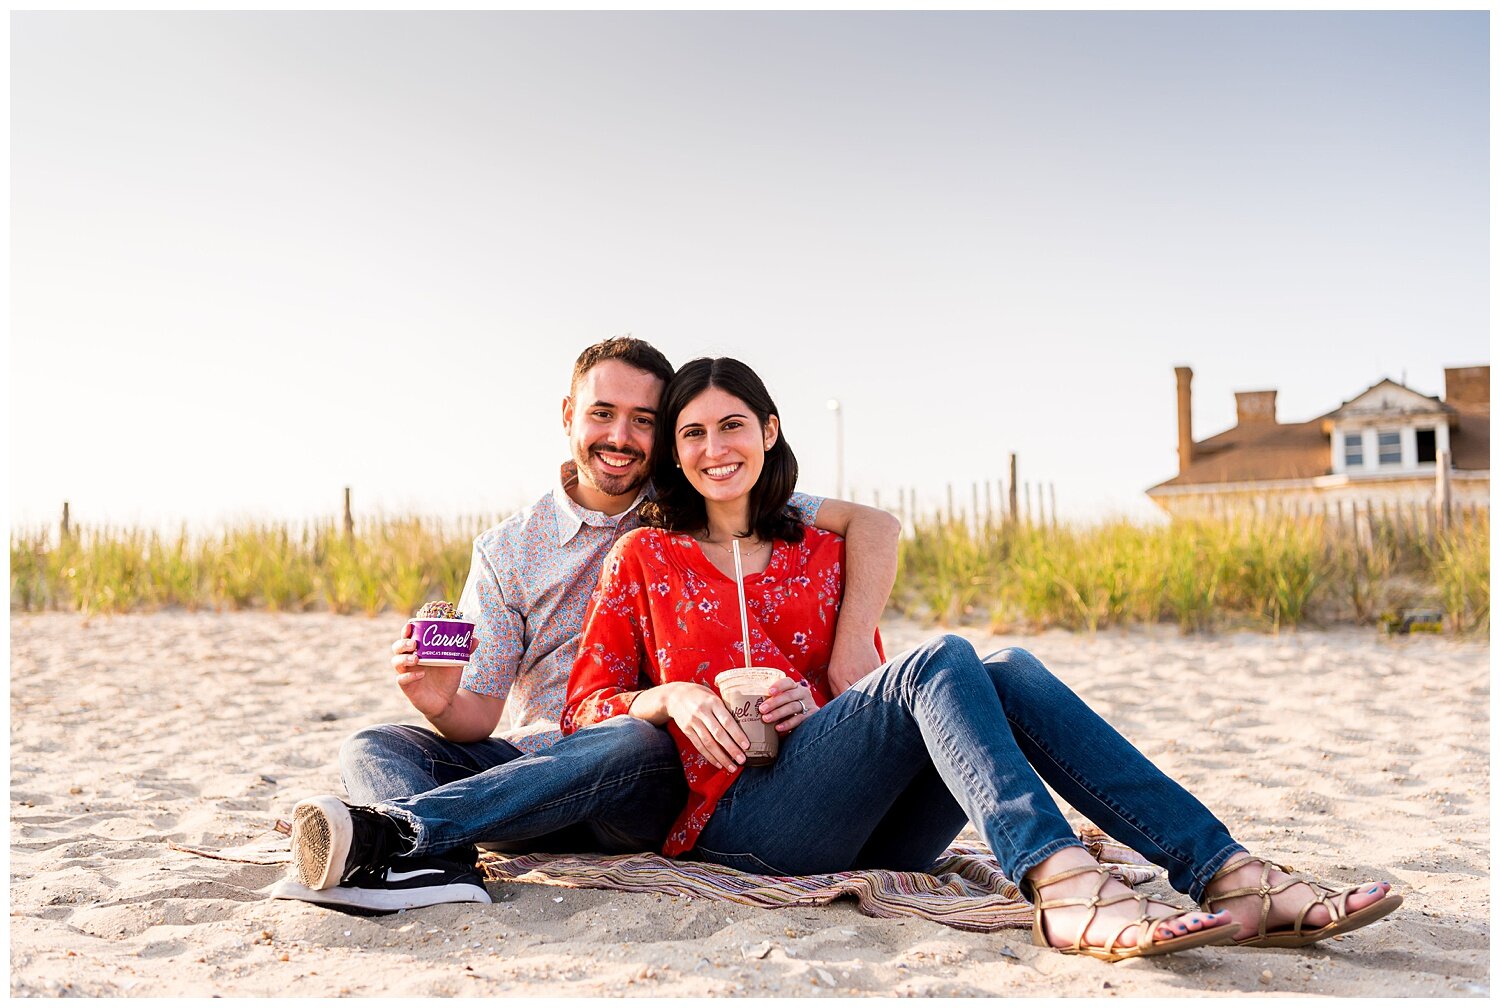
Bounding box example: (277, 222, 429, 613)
(1200, 856, 1403, 949)
(1028, 864, 1236, 962)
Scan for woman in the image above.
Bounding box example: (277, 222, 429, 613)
(562, 357, 1401, 962)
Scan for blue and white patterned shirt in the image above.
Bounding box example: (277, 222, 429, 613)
(458, 461, 823, 753)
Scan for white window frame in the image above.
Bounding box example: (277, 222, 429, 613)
(1343, 431, 1364, 468)
(1377, 429, 1402, 467)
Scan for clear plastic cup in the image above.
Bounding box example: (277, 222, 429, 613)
(714, 667, 783, 766)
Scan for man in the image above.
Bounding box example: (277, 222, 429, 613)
(274, 337, 900, 913)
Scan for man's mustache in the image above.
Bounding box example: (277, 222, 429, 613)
(588, 443, 645, 462)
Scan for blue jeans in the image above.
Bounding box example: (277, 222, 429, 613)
(692, 634, 1245, 902)
(339, 717, 687, 858)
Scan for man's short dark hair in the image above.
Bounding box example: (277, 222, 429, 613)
(571, 336, 674, 395)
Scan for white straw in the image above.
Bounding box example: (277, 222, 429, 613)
(731, 539, 752, 669)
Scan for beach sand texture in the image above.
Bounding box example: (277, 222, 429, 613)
(10, 612, 1489, 997)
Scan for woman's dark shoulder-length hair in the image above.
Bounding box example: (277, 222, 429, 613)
(640, 357, 805, 544)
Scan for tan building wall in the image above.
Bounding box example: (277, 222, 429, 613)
(1153, 474, 1489, 521)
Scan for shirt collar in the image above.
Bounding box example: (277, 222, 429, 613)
(551, 460, 650, 545)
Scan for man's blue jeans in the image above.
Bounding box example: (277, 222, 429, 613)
(692, 634, 1245, 901)
(339, 717, 687, 858)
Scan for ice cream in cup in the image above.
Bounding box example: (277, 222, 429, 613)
(406, 600, 476, 666)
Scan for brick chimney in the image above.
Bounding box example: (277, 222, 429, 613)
(1234, 390, 1278, 425)
(1444, 365, 1489, 408)
(1174, 366, 1194, 473)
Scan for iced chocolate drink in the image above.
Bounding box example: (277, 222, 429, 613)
(714, 667, 783, 766)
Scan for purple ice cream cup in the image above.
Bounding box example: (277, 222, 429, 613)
(405, 617, 476, 666)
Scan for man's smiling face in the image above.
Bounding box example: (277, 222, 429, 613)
(562, 359, 666, 512)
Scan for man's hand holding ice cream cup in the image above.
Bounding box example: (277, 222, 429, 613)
(406, 600, 475, 664)
(391, 601, 478, 720)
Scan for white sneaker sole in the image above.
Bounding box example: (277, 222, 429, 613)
(269, 876, 492, 913)
(291, 796, 353, 890)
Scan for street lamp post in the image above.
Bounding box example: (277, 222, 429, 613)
(826, 399, 844, 500)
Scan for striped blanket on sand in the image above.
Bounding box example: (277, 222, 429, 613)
(478, 826, 1160, 933)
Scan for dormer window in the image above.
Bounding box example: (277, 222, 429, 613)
(1343, 432, 1364, 468)
(1377, 430, 1402, 466)
(1416, 428, 1437, 464)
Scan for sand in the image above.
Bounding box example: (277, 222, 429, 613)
(9, 611, 1490, 997)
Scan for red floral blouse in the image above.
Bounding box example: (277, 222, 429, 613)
(562, 524, 881, 856)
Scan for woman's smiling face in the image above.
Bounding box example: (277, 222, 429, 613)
(674, 386, 779, 508)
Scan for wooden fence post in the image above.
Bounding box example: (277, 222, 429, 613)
(1435, 449, 1452, 532)
(1008, 454, 1019, 525)
(343, 487, 355, 544)
(61, 501, 71, 542)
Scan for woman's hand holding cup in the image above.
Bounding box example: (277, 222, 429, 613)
(664, 682, 750, 771)
(760, 676, 819, 733)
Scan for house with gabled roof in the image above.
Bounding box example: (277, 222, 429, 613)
(1146, 365, 1489, 518)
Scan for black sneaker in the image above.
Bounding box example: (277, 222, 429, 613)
(290, 795, 407, 890)
(270, 854, 492, 915)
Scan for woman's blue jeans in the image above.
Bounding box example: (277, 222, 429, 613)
(692, 634, 1245, 902)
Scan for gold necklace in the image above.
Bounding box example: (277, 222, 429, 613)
(697, 535, 769, 558)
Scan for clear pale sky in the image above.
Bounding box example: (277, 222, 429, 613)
(10, 11, 1489, 532)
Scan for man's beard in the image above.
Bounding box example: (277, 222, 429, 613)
(574, 440, 649, 498)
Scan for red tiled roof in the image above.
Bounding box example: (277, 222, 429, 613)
(1150, 417, 1332, 489)
(1149, 406, 1489, 492)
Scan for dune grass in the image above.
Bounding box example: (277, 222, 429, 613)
(892, 509, 1487, 635)
(11, 508, 1488, 634)
(10, 515, 494, 618)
